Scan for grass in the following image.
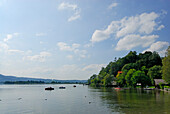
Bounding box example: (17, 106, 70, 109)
(164, 86, 170, 88)
(148, 86, 155, 88)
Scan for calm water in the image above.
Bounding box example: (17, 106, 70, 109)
(0, 84, 170, 114)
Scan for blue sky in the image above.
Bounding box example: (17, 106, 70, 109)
(0, 0, 169, 80)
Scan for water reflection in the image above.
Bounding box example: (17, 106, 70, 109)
(89, 87, 170, 114)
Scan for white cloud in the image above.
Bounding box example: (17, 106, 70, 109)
(7, 49, 24, 54)
(90, 11, 168, 52)
(143, 41, 169, 57)
(68, 12, 80, 22)
(108, 3, 118, 9)
(54, 64, 106, 79)
(24, 51, 51, 62)
(91, 12, 160, 43)
(58, 2, 81, 22)
(116, 12, 159, 38)
(3, 33, 20, 42)
(82, 64, 106, 72)
(0, 42, 9, 50)
(84, 43, 93, 48)
(0, 41, 24, 54)
(57, 42, 88, 59)
(115, 34, 159, 51)
(35, 33, 46, 37)
(91, 21, 120, 42)
(57, 42, 80, 51)
(74, 49, 87, 58)
(157, 25, 165, 30)
(3, 34, 13, 42)
(13, 32, 20, 36)
(58, 2, 77, 10)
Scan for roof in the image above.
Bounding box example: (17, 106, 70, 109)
(118, 71, 123, 74)
(154, 79, 167, 85)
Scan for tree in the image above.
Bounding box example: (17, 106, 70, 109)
(148, 51, 162, 67)
(147, 65, 162, 85)
(125, 69, 136, 87)
(131, 70, 150, 88)
(162, 46, 170, 83)
(103, 74, 114, 87)
(116, 70, 128, 87)
(122, 63, 137, 71)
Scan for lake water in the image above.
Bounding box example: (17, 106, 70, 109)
(0, 84, 170, 114)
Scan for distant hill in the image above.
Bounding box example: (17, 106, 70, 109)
(0, 74, 87, 84)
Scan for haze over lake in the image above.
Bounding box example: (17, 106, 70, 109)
(0, 84, 170, 114)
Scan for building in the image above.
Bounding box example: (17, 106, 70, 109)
(154, 79, 167, 88)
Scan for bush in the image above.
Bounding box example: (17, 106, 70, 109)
(159, 82, 164, 89)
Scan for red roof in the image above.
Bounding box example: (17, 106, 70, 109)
(118, 71, 123, 74)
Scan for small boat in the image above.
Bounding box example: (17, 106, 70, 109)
(59, 86, 66, 89)
(45, 87, 54, 90)
(73, 85, 76, 87)
(144, 88, 155, 90)
(114, 87, 121, 90)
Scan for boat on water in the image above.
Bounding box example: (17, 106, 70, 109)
(114, 87, 121, 90)
(59, 86, 66, 89)
(45, 87, 54, 90)
(144, 88, 155, 90)
(73, 85, 76, 87)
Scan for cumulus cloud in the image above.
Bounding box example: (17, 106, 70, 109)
(74, 49, 87, 58)
(143, 41, 169, 57)
(0, 41, 24, 54)
(115, 34, 159, 51)
(90, 11, 168, 52)
(57, 42, 80, 51)
(91, 21, 120, 42)
(91, 12, 160, 43)
(108, 2, 118, 9)
(24, 51, 51, 62)
(3, 34, 13, 42)
(57, 42, 87, 59)
(116, 12, 159, 37)
(3, 33, 20, 42)
(58, 2, 81, 22)
(157, 25, 165, 30)
(82, 64, 106, 71)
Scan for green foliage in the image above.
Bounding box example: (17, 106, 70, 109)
(117, 70, 128, 87)
(164, 86, 170, 88)
(131, 70, 149, 88)
(122, 63, 137, 71)
(159, 82, 164, 89)
(147, 65, 162, 85)
(162, 46, 170, 83)
(88, 51, 163, 87)
(103, 74, 114, 87)
(125, 69, 136, 87)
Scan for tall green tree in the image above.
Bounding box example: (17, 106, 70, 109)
(147, 65, 162, 85)
(125, 69, 136, 87)
(103, 74, 114, 87)
(116, 70, 128, 87)
(131, 70, 150, 88)
(162, 46, 170, 83)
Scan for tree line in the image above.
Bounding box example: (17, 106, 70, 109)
(88, 47, 170, 87)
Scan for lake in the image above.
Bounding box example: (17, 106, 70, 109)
(0, 84, 170, 114)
